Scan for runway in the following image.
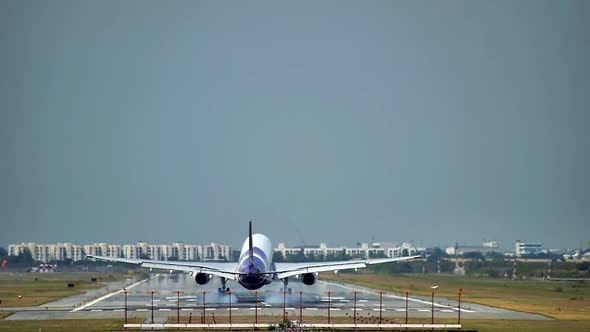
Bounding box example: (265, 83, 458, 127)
(4, 273, 550, 321)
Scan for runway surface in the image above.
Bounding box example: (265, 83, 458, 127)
(4, 273, 550, 321)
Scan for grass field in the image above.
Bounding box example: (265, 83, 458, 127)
(0, 272, 121, 307)
(0, 317, 142, 332)
(321, 272, 590, 320)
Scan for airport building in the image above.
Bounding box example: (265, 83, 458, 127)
(445, 240, 500, 255)
(275, 242, 418, 259)
(515, 240, 545, 257)
(8, 242, 231, 263)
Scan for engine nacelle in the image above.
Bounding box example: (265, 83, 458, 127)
(301, 273, 316, 285)
(194, 272, 211, 285)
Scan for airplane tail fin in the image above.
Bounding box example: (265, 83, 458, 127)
(248, 220, 254, 267)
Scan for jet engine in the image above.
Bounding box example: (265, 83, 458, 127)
(194, 272, 211, 285)
(301, 273, 316, 285)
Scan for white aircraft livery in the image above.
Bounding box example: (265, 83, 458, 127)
(87, 222, 421, 293)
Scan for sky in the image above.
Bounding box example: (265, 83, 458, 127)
(1, 1, 588, 250)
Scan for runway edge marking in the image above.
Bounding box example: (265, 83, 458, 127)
(71, 276, 151, 312)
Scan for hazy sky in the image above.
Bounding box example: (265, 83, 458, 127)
(1, 1, 588, 250)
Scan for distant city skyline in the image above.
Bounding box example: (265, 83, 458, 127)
(2, 236, 582, 252)
(1, 1, 588, 250)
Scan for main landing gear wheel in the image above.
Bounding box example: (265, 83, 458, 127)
(280, 278, 292, 295)
(218, 277, 229, 295)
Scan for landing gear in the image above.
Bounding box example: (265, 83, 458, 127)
(218, 277, 230, 295)
(280, 278, 292, 295)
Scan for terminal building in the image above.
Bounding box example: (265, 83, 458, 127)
(515, 240, 544, 257)
(8, 242, 231, 263)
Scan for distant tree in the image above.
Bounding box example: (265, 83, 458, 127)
(485, 267, 501, 278)
(369, 251, 387, 259)
(463, 251, 485, 261)
(306, 252, 317, 262)
(325, 253, 336, 261)
(0, 247, 7, 257)
(273, 251, 285, 263)
(286, 250, 306, 263)
(484, 251, 506, 261)
(335, 252, 352, 261)
(139, 253, 150, 260)
(17, 248, 35, 265)
(402, 249, 409, 257)
(426, 247, 446, 263)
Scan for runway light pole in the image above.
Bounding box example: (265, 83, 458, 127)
(296, 290, 304, 325)
(351, 291, 360, 325)
(252, 291, 260, 325)
(227, 290, 233, 325)
(458, 288, 463, 325)
(379, 291, 383, 324)
(405, 291, 409, 324)
(431, 291, 435, 324)
(201, 291, 208, 324)
(281, 290, 288, 322)
(430, 286, 438, 325)
(148, 291, 158, 324)
(123, 288, 129, 326)
(326, 291, 335, 324)
(176, 291, 183, 324)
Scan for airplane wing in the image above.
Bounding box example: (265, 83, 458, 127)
(86, 255, 240, 280)
(273, 255, 421, 279)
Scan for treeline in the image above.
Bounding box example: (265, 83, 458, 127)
(366, 247, 590, 279)
(0, 247, 35, 267)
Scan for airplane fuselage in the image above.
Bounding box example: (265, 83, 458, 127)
(236, 233, 273, 290)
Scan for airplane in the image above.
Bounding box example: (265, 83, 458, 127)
(86, 221, 421, 294)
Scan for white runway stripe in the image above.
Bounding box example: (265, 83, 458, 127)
(72, 277, 150, 312)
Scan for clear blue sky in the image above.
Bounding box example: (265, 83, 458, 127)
(1, 1, 588, 249)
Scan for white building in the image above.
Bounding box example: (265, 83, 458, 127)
(445, 240, 500, 255)
(8, 242, 82, 263)
(275, 242, 417, 260)
(515, 240, 544, 257)
(8, 241, 231, 263)
(198, 243, 232, 261)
